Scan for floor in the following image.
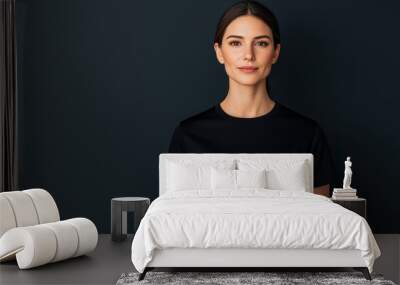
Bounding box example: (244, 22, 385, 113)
(0, 234, 399, 285)
(0, 235, 134, 285)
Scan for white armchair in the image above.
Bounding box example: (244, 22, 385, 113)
(0, 188, 98, 269)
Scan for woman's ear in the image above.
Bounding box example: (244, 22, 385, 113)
(272, 43, 281, 64)
(214, 43, 225, 64)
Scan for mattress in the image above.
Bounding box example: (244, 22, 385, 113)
(131, 189, 381, 273)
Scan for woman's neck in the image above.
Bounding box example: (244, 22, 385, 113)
(220, 79, 275, 118)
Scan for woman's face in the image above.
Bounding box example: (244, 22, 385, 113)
(214, 15, 281, 86)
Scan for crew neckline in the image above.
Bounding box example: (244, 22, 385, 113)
(215, 101, 279, 121)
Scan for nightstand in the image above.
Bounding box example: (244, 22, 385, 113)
(331, 197, 367, 219)
(111, 197, 150, 242)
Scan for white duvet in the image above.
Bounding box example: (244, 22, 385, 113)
(131, 189, 381, 273)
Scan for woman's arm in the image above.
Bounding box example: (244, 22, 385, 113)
(168, 125, 184, 153)
(310, 123, 334, 198)
(314, 184, 330, 197)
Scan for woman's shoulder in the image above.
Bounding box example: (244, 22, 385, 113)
(177, 105, 219, 128)
(173, 102, 324, 135)
(276, 102, 321, 130)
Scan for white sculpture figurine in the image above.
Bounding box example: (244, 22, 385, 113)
(343, 156, 353, 189)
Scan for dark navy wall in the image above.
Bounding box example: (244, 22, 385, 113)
(16, 0, 400, 233)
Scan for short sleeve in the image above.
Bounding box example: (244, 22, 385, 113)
(310, 124, 335, 189)
(168, 125, 184, 153)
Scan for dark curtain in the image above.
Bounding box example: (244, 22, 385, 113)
(0, 0, 18, 192)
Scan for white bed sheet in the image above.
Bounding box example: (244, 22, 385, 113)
(131, 189, 381, 273)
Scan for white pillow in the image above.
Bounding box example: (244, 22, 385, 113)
(211, 168, 268, 190)
(211, 168, 236, 190)
(268, 164, 308, 191)
(237, 159, 309, 191)
(237, 169, 267, 188)
(166, 159, 235, 192)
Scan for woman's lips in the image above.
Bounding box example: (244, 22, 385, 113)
(238, 67, 258, 73)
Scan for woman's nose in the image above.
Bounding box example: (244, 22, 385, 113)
(244, 44, 255, 61)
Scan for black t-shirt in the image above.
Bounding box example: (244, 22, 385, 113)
(168, 101, 334, 188)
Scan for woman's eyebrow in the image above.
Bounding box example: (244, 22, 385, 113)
(226, 34, 271, 40)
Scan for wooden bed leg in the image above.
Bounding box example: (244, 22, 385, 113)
(354, 267, 372, 280)
(138, 268, 148, 281)
(361, 267, 372, 280)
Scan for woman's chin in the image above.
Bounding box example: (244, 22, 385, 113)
(234, 77, 264, 86)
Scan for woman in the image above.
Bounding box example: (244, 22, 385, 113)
(168, 0, 334, 197)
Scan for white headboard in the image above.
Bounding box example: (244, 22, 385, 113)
(159, 153, 314, 196)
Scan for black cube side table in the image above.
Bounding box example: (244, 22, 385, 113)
(111, 197, 150, 242)
(331, 197, 367, 219)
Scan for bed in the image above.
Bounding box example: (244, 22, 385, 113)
(131, 153, 381, 281)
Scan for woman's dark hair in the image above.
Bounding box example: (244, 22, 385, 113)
(214, 0, 281, 95)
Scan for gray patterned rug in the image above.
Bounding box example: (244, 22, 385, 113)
(116, 271, 397, 285)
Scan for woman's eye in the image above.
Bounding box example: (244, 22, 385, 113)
(257, 41, 269, 47)
(229, 41, 241, 46)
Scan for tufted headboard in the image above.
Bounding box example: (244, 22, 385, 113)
(159, 153, 314, 196)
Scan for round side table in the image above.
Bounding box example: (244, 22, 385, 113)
(111, 197, 150, 242)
